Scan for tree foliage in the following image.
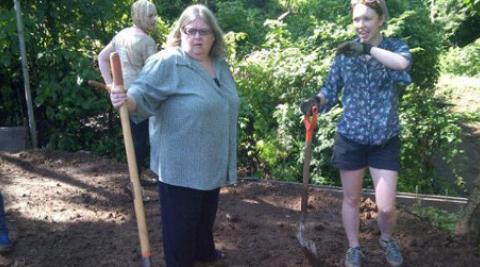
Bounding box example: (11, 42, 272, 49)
(1, 0, 469, 194)
(440, 38, 480, 76)
(224, 0, 462, 193)
(464, 0, 480, 14)
(0, 0, 168, 158)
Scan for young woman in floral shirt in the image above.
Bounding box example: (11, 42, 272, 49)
(301, 1, 411, 266)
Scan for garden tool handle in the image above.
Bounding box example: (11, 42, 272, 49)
(87, 80, 110, 93)
(304, 106, 318, 141)
(297, 105, 320, 265)
(110, 52, 152, 267)
(301, 105, 318, 214)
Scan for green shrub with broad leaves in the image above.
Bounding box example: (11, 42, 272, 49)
(440, 38, 480, 77)
(411, 205, 460, 232)
(0, 7, 23, 126)
(1, 0, 466, 194)
(225, 0, 463, 194)
(0, 1, 171, 160)
(399, 85, 463, 193)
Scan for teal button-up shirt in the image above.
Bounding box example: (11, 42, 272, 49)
(129, 47, 239, 190)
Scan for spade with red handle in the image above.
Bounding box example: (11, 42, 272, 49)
(296, 105, 322, 266)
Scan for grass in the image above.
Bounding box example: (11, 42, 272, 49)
(428, 74, 480, 231)
(435, 75, 480, 114)
(411, 205, 460, 232)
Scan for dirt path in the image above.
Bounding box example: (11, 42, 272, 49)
(1, 150, 479, 266)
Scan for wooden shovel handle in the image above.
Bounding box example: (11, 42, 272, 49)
(110, 52, 152, 267)
(111, 54, 124, 87)
(301, 107, 317, 213)
(87, 80, 110, 93)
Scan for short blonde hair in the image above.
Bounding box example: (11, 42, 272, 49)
(166, 4, 226, 58)
(131, 0, 157, 32)
(351, 0, 389, 25)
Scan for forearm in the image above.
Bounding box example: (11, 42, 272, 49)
(98, 43, 114, 85)
(98, 59, 113, 85)
(124, 95, 138, 112)
(370, 47, 410, 71)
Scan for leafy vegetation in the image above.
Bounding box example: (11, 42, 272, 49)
(1, 0, 475, 195)
(440, 38, 480, 77)
(411, 205, 460, 232)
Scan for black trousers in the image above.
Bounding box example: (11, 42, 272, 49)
(158, 182, 220, 267)
(0, 192, 7, 233)
(130, 119, 149, 174)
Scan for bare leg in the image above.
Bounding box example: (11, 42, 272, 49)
(340, 169, 365, 248)
(370, 167, 398, 240)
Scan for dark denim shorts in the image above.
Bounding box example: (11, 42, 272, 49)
(331, 133, 401, 171)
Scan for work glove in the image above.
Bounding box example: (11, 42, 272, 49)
(300, 95, 321, 115)
(336, 41, 373, 57)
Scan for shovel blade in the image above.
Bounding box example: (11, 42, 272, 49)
(296, 221, 321, 266)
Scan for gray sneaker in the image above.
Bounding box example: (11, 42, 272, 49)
(379, 238, 403, 266)
(140, 175, 158, 186)
(345, 246, 363, 267)
(125, 183, 151, 202)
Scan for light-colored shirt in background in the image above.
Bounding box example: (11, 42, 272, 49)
(111, 28, 157, 89)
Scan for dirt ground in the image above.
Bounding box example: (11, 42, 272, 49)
(0, 150, 479, 267)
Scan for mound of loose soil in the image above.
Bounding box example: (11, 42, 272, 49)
(0, 150, 479, 266)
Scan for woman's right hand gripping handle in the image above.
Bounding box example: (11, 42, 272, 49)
(110, 86, 128, 109)
(300, 94, 323, 115)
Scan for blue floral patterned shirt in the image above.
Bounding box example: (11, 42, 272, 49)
(320, 37, 412, 145)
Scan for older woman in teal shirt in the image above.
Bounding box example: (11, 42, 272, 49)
(110, 4, 239, 267)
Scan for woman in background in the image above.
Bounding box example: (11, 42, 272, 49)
(98, 0, 159, 201)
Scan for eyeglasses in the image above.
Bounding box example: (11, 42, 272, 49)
(182, 27, 213, 36)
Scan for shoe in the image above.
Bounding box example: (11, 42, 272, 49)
(379, 237, 403, 266)
(140, 175, 158, 186)
(124, 183, 151, 202)
(0, 232, 12, 253)
(212, 249, 225, 261)
(345, 246, 362, 267)
(197, 249, 225, 263)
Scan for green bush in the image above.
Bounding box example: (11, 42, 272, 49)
(1, 0, 465, 195)
(215, 0, 267, 47)
(411, 205, 460, 232)
(399, 85, 463, 193)
(440, 38, 480, 76)
(385, 3, 443, 89)
(0, 7, 25, 127)
(0, 0, 168, 160)
(230, 0, 458, 195)
(231, 17, 339, 180)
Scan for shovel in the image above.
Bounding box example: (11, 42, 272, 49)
(296, 105, 321, 266)
(110, 52, 152, 267)
(87, 80, 110, 93)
